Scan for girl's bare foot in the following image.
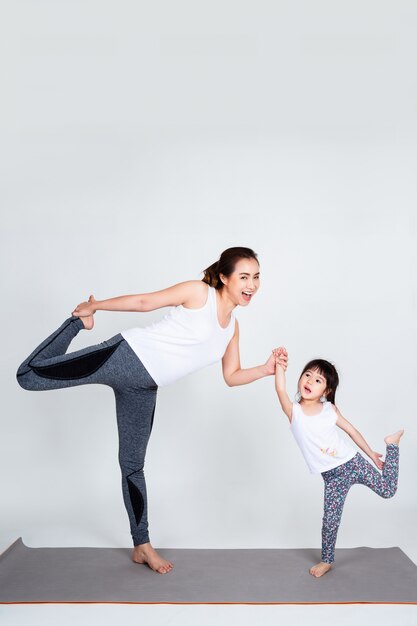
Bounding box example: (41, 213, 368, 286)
(309, 562, 332, 578)
(384, 430, 404, 446)
(132, 543, 173, 574)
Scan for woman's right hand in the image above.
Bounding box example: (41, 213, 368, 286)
(72, 295, 97, 317)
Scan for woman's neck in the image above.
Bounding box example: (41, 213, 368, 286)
(216, 289, 236, 323)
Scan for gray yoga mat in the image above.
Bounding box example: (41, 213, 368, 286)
(1, 538, 416, 604)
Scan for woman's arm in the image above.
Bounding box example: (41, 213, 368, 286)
(274, 347, 292, 422)
(335, 408, 383, 469)
(72, 281, 208, 317)
(222, 321, 276, 387)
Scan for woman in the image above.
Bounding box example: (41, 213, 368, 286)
(17, 247, 275, 573)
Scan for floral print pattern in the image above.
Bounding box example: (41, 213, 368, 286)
(320, 444, 399, 564)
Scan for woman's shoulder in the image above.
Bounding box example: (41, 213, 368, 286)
(181, 280, 209, 308)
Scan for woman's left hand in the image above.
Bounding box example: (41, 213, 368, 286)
(72, 295, 97, 317)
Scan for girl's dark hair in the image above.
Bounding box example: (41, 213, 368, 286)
(299, 359, 339, 404)
(202, 247, 259, 290)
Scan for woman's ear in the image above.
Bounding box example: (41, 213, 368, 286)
(219, 273, 227, 286)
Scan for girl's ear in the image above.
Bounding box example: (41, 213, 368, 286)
(219, 273, 227, 286)
(325, 388, 334, 402)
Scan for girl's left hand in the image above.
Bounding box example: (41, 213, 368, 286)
(370, 451, 384, 470)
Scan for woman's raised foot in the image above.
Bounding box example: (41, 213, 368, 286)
(309, 562, 332, 578)
(80, 314, 94, 330)
(73, 295, 96, 330)
(132, 543, 174, 574)
(384, 430, 404, 446)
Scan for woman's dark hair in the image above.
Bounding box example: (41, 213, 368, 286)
(299, 359, 339, 404)
(202, 247, 259, 290)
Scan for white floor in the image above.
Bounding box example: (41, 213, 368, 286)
(1, 604, 417, 626)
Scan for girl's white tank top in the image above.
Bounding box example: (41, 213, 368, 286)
(290, 401, 357, 474)
(121, 286, 236, 387)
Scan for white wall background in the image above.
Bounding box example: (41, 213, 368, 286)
(1, 0, 417, 580)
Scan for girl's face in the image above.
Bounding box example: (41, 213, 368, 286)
(298, 368, 327, 402)
(220, 258, 260, 306)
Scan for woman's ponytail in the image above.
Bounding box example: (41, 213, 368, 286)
(202, 261, 221, 288)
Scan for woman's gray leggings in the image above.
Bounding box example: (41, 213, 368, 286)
(16, 317, 157, 546)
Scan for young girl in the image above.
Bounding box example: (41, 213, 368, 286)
(274, 347, 403, 578)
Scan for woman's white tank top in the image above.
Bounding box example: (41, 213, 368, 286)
(290, 401, 357, 474)
(121, 286, 236, 387)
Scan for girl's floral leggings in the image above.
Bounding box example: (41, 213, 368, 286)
(321, 445, 399, 564)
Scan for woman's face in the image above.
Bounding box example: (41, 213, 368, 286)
(220, 257, 260, 306)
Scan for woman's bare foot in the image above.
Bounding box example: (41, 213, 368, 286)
(74, 295, 96, 330)
(384, 430, 404, 446)
(132, 543, 173, 574)
(309, 562, 332, 578)
(80, 314, 94, 330)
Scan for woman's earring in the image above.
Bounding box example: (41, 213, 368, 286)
(295, 391, 301, 402)
(320, 395, 327, 403)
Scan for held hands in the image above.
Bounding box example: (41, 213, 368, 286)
(370, 451, 384, 471)
(273, 347, 288, 371)
(273, 347, 292, 418)
(264, 347, 288, 375)
(72, 295, 97, 318)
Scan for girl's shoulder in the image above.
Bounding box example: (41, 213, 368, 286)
(323, 401, 338, 422)
(325, 401, 337, 413)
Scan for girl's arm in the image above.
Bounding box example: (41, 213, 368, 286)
(222, 321, 276, 386)
(72, 281, 208, 317)
(274, 347, 292, 422)
(335, 408, 384, 470)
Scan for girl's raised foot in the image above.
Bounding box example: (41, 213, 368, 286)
(309, 562, 332, 578)
(132, 543, 174, 574)
(384, 430, 404, 446)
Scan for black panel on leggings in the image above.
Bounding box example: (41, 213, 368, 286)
(31, 341, 123, 380)
(127, 475, 145, 526)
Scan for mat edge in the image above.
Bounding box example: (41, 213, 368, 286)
(1, 601, 417, 606)
(0, 538, 23, 563)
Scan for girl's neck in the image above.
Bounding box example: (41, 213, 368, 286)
(299, 399, 323, 415)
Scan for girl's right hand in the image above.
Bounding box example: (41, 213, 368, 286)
(369, 451, 384, 470)
(72, 295, 97, 317)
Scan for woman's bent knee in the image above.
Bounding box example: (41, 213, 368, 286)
(16, 369, 35, 390)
